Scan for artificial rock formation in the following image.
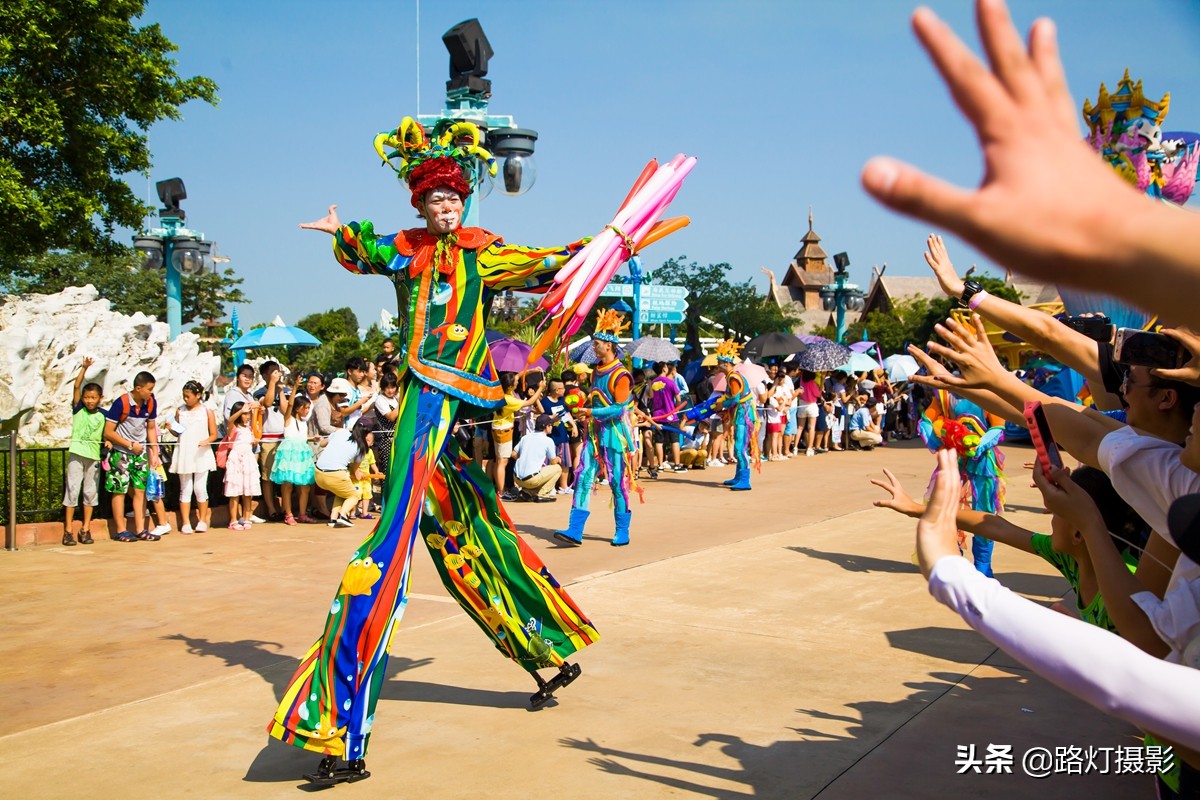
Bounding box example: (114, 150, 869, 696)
(0, 286, 220, 446)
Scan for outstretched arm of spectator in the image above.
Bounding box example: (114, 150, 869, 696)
(907, 344, 1024, 427)
(872, 466, 1035, 552)
(861, 1, 1200, 331)
(923, 234, 1123, 410)
(72, 357, 94, 405)
(1033, 465, 1170, 656)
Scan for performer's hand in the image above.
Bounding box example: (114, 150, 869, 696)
(299, 204, 341, 235)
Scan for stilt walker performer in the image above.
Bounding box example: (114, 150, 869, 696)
(554, 309, 641, 547)
(268, 117, 600, 785)
(685, 340, 759, 491)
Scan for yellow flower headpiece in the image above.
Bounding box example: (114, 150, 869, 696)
(592, 308, 630, 343)
(715, 339, 742, 362)
(372, 116, 498, 184)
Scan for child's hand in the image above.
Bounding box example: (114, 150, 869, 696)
(81, 356, 95, 370)
(870, 468, 924, 517)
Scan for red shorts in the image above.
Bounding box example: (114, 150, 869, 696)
(766, 421, 784, 435)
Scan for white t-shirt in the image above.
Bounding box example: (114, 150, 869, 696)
(513, 431, 556, 480)
(374, 394, 399, 421)
(1096, 426, 1200, 538)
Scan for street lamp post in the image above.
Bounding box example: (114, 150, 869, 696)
(132, 178, 218, 341)
(820, 251, 866, 344)
(418, 19, 539, 229)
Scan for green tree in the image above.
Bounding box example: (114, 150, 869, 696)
(0, 250, 246, 323)
(0, 0, 219, 263)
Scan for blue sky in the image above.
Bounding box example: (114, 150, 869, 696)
(135, 0, 1200, 330)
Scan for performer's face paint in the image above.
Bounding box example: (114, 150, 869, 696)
(592, 338, 613, 362)
(419, 187, 464, 235)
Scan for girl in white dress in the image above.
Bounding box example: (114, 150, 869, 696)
(169, 381, 218, 533)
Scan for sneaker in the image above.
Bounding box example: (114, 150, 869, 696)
(334, 516, 354, 528)
(556, 487, 574, 495)
(248, 514, 266, 524)
(295, 514, 320, 524)
(195, 521, 208, 533)
(806, 448, 815, 457)
(598, 478, 609, 486)
(661, 461, 674, 471)
(240, 518, 252, 529)
(284, 514, 297, 526)
(672, 464, 688, 473)
(706, 459, 722, 467)
(180, 524, 195, 535)
(151, 523, 172, 537)
(228, 521, 246, 531)
(327, 517, 339, 528)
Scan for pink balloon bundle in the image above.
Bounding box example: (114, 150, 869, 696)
(525, 155, 696, 366)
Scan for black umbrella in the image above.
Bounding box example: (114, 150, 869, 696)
(793, 338, 852, 372)
(742, 332, 807, 361)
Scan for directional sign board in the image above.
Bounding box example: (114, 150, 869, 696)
(598, 283, 689, 324)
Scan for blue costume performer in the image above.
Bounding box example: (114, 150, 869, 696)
(685, 340, 758, 491)
(554, 310, 641, 547)
(919, 389, 1006, 576)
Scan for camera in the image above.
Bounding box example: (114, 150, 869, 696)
(1113, 328, 1187, 370)
(1062, 314, 1114, 343)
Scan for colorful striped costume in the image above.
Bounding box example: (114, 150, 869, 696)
(570, 359, 639, 516)
(268, 223, 599, 760)
(919, 389, 1006, 576)
(714, 371, 759, 490)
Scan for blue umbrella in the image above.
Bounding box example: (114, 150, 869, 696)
(569, 339, 626, 365)
(229, 325, 322, 350)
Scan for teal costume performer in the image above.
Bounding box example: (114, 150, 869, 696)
(554, 309, 641, 547)
(269, 117, 599, 786)
(685, 339, 759, 491)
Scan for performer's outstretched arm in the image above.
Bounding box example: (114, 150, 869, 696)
(478, 239, 589, 292)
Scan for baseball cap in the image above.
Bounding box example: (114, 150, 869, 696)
(535, 413, 554, 429)
(570, 363, 592, 374)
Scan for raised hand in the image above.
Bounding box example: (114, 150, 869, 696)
(81, 356, 95, 370)
(1151, 327, 1200, 387)
(871, 468, 925, 517)
(923, 234, 964, 299)
(299, 204, 341, 235)
(925, 314, 1007, 389)
(861, 1, 1145, 291)
(916, 448, 964, 578)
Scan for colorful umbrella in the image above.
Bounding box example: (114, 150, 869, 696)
(882, 354, 920, 383)
(838, 352, 883, 375)
(568, 339, 626, 365)
(628, 336, 681, 362)
(793, 339, 852, 372)
(486, 333, 549, 373)
(229, 325, 321, 350)
(742, 332, 807, 361)
(734, 358, 770, 391)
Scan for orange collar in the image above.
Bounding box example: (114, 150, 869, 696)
(392, 227, 502, 278)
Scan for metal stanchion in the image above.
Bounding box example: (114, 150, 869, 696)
(5, 434, 16, 551)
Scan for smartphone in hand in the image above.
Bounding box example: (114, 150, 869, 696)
(1114, 328, 1186, 370)
(1024, 401, 1063, 481)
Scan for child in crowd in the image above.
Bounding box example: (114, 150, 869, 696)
(353, 429, 384, 520)
(272, 388, 317, 525)
(679, 420, 710, 469)
(62, 357, 104, 546)
(170, 380, 218, 534)
(223, 401, 261, 531)
(103, 370, 160, 542)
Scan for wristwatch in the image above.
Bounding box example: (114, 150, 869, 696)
(959, 279, 984, 307)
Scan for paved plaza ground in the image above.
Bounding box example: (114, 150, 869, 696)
(1, 439, 1151, 798)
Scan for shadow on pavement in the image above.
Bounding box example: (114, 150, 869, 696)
(787, 545, 918, 574)
(558, 674, 998, 799)
(884, 626, 996, 664)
